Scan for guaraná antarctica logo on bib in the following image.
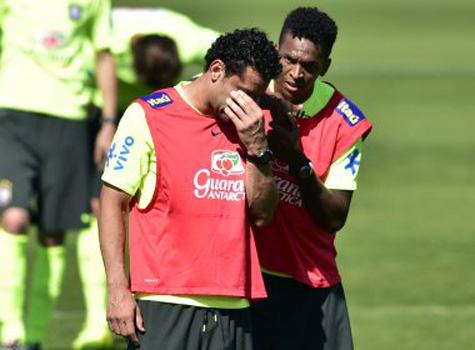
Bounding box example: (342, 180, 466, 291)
(193, 151, 245, 201)
(211, 150, 244, 176)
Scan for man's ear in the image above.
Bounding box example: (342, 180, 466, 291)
(320, 57, 332, 77)
(209, 59, 225, 83)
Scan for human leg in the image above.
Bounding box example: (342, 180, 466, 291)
(0, 209, 30, 344)
(25, 234, 66, 346)
(73, 109, 112, 349)
(72, 212, 112, 349)
(23, 115, 90, 347)
(0, 110, 38, 345)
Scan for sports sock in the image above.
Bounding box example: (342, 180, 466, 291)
(0, 229, 28, 343)
(73, 216, 110, 348)
(25, 244, 66, 344)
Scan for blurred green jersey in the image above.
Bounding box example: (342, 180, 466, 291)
(0, 0, 112, 120)
(109, 8, 219, 111)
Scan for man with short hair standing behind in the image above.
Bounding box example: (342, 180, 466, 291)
(251, 7, 373, 350)
(99, 28, 282, 350)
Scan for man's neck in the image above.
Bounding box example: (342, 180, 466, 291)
(181, 77, 215, 117)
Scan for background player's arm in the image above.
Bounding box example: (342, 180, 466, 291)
(95, 50, 118, 167)
(90, 0, 117, 167)
(225, 90, 279, 227)
(268, 107, 353, 232)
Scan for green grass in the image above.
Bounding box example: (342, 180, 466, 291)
(40, 0, 475, 348)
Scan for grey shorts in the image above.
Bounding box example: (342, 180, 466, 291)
(250, 273, 353, 350)
(0, 108, 90, 231)
(127, 300, 253, 350)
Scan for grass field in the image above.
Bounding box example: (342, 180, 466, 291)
(41, 0, 475, 348)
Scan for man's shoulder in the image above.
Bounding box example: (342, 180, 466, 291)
(327, 88, 373, 150)
(137, 88, 179, 111)
(313, 83, 369, 128)
(332, 93, 368, 128)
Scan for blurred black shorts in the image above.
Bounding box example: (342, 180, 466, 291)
(127, 300, 253, 350)
(251, 273, 354, 350)
(0, 108, 90, 231)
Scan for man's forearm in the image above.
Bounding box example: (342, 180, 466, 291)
(245, 162, 279, 227)
(96, 50, 117, 121)
(94, 51, 117, 167)
(295, 172, 352, 232)
(99, 185, 129, 289)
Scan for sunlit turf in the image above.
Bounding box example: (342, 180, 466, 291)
(38, 0, 475, 348)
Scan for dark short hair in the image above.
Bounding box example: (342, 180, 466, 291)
(132, 34, 182, 88)
(279, 7, 338, 58)
(204, 28, 282, 81)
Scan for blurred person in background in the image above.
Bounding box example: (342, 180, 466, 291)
(111, 7, 220, 112)
(0, 0, 116, 349)
(73, 7, 220, 349)
(251, 7, 373, 350)
(99, 28, 281, 350)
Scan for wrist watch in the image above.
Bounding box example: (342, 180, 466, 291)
(245, 148, 273, 165)
(289, 155, 314, 179)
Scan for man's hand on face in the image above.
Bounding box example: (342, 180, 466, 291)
(106, 286, 145, 347)
(224, 90, 268, 156)
(260, 93, 304, 165)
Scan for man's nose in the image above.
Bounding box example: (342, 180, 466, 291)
(290, 64, 303, 80)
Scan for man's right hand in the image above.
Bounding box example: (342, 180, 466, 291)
(106, 286, 145, 346)
(224, 90, 268, 156)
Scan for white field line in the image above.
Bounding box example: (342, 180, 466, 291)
(351, 305, 475, 316)
(53, 305, 475, 320)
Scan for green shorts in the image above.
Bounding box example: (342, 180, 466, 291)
(0, 108, 90, 231)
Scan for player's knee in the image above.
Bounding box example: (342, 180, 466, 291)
(1, 208, 30, 233)
(38, 232, 65, 247)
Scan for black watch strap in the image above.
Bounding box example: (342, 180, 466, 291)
(245, 148, 273, 165)
(289, 154, 314, 179)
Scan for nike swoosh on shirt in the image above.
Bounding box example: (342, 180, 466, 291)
(211, 130, 223, 137)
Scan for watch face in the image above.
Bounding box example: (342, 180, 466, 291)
(247, 149, 273, 164)
(261, 149, 273, 163)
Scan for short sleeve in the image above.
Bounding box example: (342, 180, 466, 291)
(324, 138, 364, 191)
(90, 0, 113, 51)
(102, 103, 153, 196)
